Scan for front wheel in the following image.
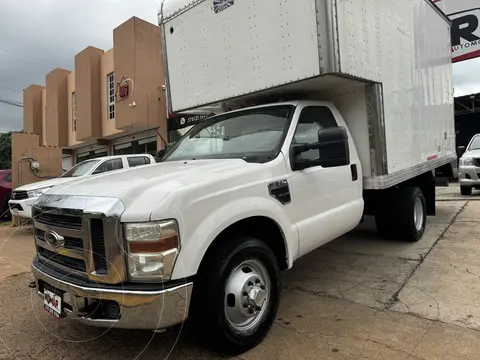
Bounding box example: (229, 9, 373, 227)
(461, 186, 472, 196)
(191, 235, 280, 354)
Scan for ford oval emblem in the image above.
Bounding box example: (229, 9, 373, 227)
(44, 230, 65, 248)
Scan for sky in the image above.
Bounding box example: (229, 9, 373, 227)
(0, 0, 478, 133)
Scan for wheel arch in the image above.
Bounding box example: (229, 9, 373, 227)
(198, 216, 290, 276)
(170, 197, 297, 280)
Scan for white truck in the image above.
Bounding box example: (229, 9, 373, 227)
(30, 0, 454, 354)
(9, 154, 155, 218)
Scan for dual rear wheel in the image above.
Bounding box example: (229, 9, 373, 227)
(375, 186, 427, 242)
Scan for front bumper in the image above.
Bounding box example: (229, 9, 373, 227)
(9, 197, 37, 218)
(32, 260, 193, 330)
(458, 165, 480, 186)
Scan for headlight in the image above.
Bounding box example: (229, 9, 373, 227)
(27, 187, 53, 198)
(461, 158, 474, 166)
(125, 220, 180, 282)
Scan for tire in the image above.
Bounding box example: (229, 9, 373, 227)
(461, 186, 472, 196)
(190, 235, 280, 354)
(375, 187, 426, 242)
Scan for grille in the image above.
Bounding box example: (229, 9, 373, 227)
(35, 229, 83, 249)
(474, 159, 480, 167)
(32, 196, 124, 283)
(91, 219, 107, 274)
(35, 212, 82, 230)
(12, 191, 28, 200)
(38, 247, 86, 272)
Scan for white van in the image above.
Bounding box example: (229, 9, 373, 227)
(9, 154, 155, 218)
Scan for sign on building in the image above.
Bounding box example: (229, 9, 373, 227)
(433, 0, 480, 63)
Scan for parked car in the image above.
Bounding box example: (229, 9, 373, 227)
(458, 134, 480, 195)
(0, 169, 12, 219)
(9, 154, 155, 218)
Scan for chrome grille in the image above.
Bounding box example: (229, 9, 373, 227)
(35, 212, 82, 230)
(32, 195, 126, 284)
(90, 219, 107, 274)
(12, 190, 28, 200)
(474, 158, 480, 167)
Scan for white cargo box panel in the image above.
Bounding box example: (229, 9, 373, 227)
(159, 0, 455, 187)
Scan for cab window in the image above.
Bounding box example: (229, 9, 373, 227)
(92, 158, 124, 175)
(292, 106, 338, 161)
(127, 156, 151, 168)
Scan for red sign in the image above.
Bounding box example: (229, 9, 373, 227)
(119, 83, 129, 98)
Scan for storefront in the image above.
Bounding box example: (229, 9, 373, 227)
(113, 129, 158, 156)
(76, 144, 109, 164)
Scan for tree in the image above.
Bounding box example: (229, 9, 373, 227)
(0, 132, 12, 170)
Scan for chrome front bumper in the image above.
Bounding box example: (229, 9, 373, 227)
(458, 165, 480, 186)
(32, 261, 193, 330)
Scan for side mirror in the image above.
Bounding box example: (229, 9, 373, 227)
(292, 126, 350, 170)
(156, 146, 172, 162)
(156, 149, 166, 160)
(457, 146, 466, 157)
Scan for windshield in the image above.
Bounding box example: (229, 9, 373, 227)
(61, 159, 101, 178)
(469, 136, 480, 151)
(163, 105, 294, 163)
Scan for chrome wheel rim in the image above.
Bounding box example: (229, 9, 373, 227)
(413, 197, 424, 231)
(224, 259, 271, 334)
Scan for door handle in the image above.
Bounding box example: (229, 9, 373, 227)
(350, 164, 358, 181)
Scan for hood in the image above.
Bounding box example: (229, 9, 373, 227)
(14, 176, 80, 192)
(48, 159, 262, 204)
(462, 149, 480, 158)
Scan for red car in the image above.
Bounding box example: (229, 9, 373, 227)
(0, 170, 12, 219)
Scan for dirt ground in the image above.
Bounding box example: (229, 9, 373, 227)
(1, 185, 480, 359)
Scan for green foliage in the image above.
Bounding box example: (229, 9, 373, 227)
(0, 132, 12, 170)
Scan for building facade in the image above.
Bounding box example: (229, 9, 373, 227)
(21, 17, 170, 171)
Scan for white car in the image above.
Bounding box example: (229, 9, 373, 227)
(9, 154, 155, 218)
(458, 134, 480, 195)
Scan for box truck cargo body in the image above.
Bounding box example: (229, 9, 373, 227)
(159, 0, 456, 188)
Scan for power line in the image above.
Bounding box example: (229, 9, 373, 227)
(0, 97, 22, 108)
(0, 53, 53, 71)
(0, 48, 60, 68)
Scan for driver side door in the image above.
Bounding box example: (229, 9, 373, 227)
(287, 105, 362, 257)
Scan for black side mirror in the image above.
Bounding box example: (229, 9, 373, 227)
(457, 146, 466, 157)
(157, 149, 166, 158)
(292, 126, 350, 170)
(156, 147, 170, 161)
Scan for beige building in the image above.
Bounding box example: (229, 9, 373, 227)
(20, 16, 169, 171)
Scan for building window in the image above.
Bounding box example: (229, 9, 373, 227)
(72, 92, 77, 132)
(107, 72, 115, 120)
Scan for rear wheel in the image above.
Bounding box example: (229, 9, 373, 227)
(375, 186, 426, 242)
(191, 235, 280, 354)
(461, 186, 472, 196)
